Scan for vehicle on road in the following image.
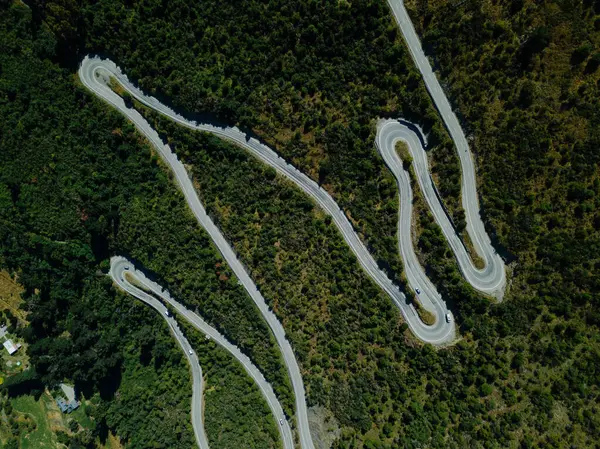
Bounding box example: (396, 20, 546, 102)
(165, 310, 170, 317)
(415, 288, 421, 294)
(446, 313, 452, 323)
(279, 419, 284, 426)
(188, 349, 193, 355)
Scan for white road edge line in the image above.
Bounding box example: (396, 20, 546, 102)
(109, 258, 211, 449)
(80, 61, 315, 449)
(385, 0, 507, 297)
(109, 257, 294, 449)
(78, 1, 507, 444)
(79, 57, 455, 345)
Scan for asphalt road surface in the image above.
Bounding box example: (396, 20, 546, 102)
(386, 0, 506, 299)
(79, 56, 455, 345)
(377, 120, 506, 302)
(80, 63, 315, 449)
(81, 3, 506, 442)
(110, 256, 294, 449)
(109, 257, 211, 449)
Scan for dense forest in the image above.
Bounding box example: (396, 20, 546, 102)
(1, 0, 599, 448)
(180, 319, 282, 449)
(0, 4, 283, 448)
(40, 0, 451, 285)
(137, 89, 600, 448)
(405, 0, 600, 317)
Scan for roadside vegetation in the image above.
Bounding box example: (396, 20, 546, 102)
(180, 320, 282, 449)
(0, 0, 598, 448)
(0, 4, 285, 448)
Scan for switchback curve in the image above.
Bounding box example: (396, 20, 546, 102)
(79, 57, 455, 345)
(81, 64, 315, 449)
(110, 256, 293, 449)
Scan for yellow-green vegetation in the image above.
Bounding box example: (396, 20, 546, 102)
(387, 168, 437, 326)
(100, 433, 125, 449)
(0, 391, 77, 449)
(0, 271, 26, 324)
(414, 301, 436, 326)
(461, 231, 486, 270)
(0, 390, 109, 449)
(0, 314, 30, 378)
(10, 394, 56, 449)
(123, 272, 151, 293)
(0, 337, 30, 378)
(107, 77, 137, 110)
(107, 76, 126, 98)
(395, 140, 413, 169)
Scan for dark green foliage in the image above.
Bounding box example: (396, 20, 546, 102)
(181, 320, 281, 449)
(2, 0, 600, 447)
(77, 0, 454, 287)
(0, 3, 283, 447)
(139, 104, 600, 447)
(1, 368, 44, 398)
(99, 298, 196, 448)
(113, 171, 294, 415)
(408, 0, 600, 320)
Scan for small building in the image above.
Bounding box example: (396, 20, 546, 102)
(57, 383, 80, 413)
(3, 339, 20, 355)
(56, 397, 79, 414)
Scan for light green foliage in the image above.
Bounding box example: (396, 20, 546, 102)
(10, 395, 55, 449)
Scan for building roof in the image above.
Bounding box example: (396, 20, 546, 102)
(56, 397, 80, 413)
(3, 339, 19, 355)
(60, 383, 76, 402)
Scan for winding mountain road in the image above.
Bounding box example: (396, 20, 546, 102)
(110, 256, 294, 449)
(109, 257, 211, 449)
(377, 120, 505, 310)
(80, 63, 315, 449)
(79, 57, 455, 345)
(80, 1, 506, 446)
(386, 0, 506, 298)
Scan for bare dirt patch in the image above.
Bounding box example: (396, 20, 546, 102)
(308, 405, 341, 449)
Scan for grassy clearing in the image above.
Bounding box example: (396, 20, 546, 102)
(101, 432, 125, 449)
(107, 76, 126, 97)
(1, 334, 30, 377)
(68, 402, 94, 430)
(395, 140, 413, 169)
(123, 271, 152, 294)
(413, 300, 436, 325)
(0, 390, 103, 449)
(11, 394, 58, 449)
